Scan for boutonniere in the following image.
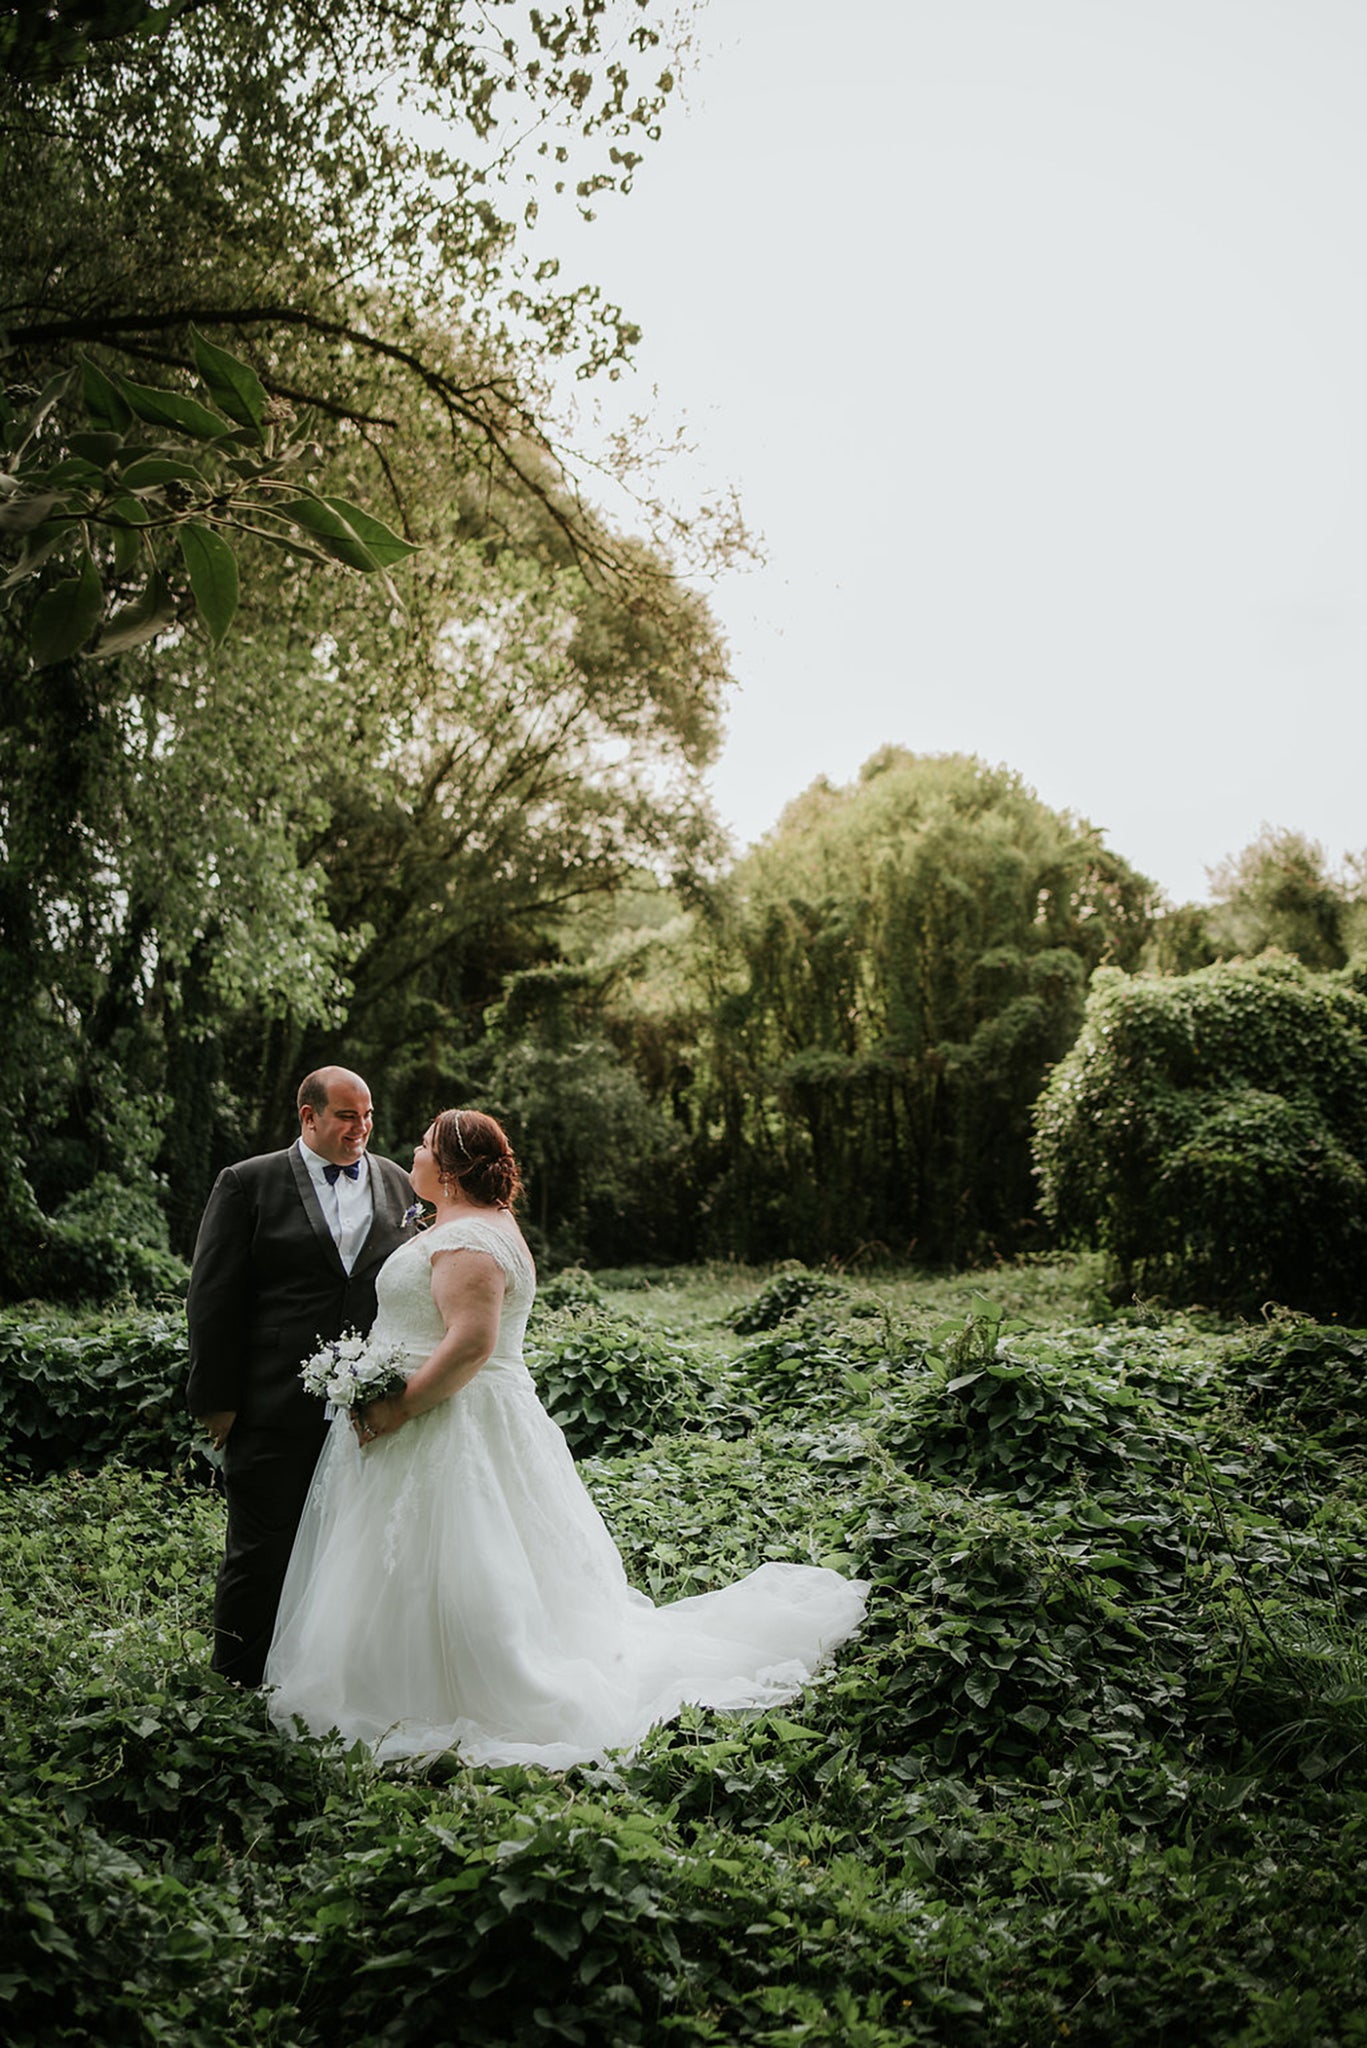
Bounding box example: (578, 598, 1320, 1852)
(403, 1201, 430, 1231)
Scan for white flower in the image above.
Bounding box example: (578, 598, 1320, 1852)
(300, 1330, 409, 1409)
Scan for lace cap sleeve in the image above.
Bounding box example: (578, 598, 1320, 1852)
(418, 1217, 533, 1287)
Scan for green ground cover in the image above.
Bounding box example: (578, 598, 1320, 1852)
(2, 1257, 1366, 2046)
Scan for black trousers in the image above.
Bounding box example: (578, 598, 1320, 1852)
(214, 1422, 327, 1687)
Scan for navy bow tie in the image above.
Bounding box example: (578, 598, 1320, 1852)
(323, 1161, 361, 1184)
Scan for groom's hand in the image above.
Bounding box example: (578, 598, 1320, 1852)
(199, 1410, 236, 1451)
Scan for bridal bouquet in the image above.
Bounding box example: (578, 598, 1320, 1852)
(299, 1330, 409, 1411)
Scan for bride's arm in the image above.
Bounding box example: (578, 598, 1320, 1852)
(359, 1248, 505, 1440)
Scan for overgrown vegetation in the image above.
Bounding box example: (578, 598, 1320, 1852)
(4, 1256, 1366, 2045)
(1034, 954, 1367, 1315)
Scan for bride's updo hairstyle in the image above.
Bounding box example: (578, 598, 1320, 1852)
(431, 1108, 523, 1210)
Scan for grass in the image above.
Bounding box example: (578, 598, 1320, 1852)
(590, 1249, 1118, 1343)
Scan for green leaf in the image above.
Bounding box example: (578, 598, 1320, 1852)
(1013, 1703, 1051, 1733)
(278, 495, 382, 571)
(190, 329, 268, 437)
(118, 454, 207, 492)
(317, 495, 418, 571)
(6, 370, 74, 457)
(177, 522, 238, 644)
(68, 430, 126, 467)
(1, 517, 73, 589)
(0, 490, 66, 536)
(31, 550, 103, 665)
(42, 456, 105, 489)
(113, 374, 229, 443)
(105, 495, 150, 577)
(81, 358, 133, 432)
(93, 567, 177, 658)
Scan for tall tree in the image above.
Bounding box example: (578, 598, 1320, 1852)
(665, 750, 1159, 1265)
(1205, 827, 1366, 970)
(0, 0, 738, 1277)
(1143, 828, 1367, 975)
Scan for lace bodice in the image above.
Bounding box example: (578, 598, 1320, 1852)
(370, 1216, 536, 1373)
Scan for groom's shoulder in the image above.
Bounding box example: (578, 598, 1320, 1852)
(214, 1146, 296, 1189)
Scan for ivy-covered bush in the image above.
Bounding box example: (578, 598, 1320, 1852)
(526, 1313, 703, 1455)
(732, 1328, 886, 1417)
(877, 1310, 1184, 1505)
(852, 1494, 1190, 1774)
(729, 1266, 848, 1334)
(0, 1310, 197, 1476)
(533, 1266, 606, 1313)
(1237, 1323, 1367, 1457)
(1033, 956, 1367, 1314)
(0, 1163, 189, 1307)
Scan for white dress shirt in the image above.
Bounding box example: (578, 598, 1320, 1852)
(298, 1138, 373, 1275)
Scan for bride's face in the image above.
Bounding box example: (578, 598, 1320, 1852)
(411, 1125, 442, 1203)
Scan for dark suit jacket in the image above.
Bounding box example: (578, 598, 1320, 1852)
(186, 1145, 415, 1432)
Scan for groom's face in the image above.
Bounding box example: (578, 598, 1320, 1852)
(300, 1079, 374, 1167)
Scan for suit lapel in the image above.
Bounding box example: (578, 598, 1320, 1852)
(288, 1144, 347, 1275)
(357, 1155, 406, 1266)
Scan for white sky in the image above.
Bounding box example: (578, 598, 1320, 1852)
(549, 0, 1367, 905)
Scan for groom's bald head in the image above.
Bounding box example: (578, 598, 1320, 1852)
(297, 1066, 368, 1117)
(297, 1067, 374, 1166)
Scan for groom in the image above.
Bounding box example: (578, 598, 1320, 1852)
(186, 1066, 416, 1686)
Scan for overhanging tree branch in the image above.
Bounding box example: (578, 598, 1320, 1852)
(6, 302, 655, 585)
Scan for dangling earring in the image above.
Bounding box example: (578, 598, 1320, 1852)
(439, 1172, 457, 1199)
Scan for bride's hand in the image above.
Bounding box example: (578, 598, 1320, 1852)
(354, 1395, 405, 1447)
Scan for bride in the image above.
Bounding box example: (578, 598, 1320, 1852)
(264, 1109, 867, 1767)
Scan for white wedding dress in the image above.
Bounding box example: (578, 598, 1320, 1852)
(264, 1218, 867, 1768)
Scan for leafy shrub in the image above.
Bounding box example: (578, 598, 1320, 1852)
(532, 1265, 606, 1312)
(730, 1267, 847, 1334)
(52, 1173, 174, 1250)
(1, 1162, 189, 1307)
(0, 1309, 197, 1476)
(732, 1327, 886, 1417)
(886, 1325, 1178, 1503)
(527, 1313, 703, 1455)
(276, 1796, 709, 2045)
(851, 1492, 1189, 1775)
(43, 1228, 190, 1307)
(47, 1171, 191, 1304)
(1237, 1323, 1367, 1456)
(0, 1790, 266, 2048)
(1033, 957, 1367, 1314)
(844, 1314, 1255, 1777)
(13, 1659, 354, 1851)
(595, 1430, 864, 1602)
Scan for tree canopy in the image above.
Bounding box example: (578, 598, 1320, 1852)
(618, 750, 1160, 1266)
(0, 0, 740, 1281)
(2, 0, 712, 645)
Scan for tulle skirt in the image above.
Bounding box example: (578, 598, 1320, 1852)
(264, 1362, 868, 1768)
